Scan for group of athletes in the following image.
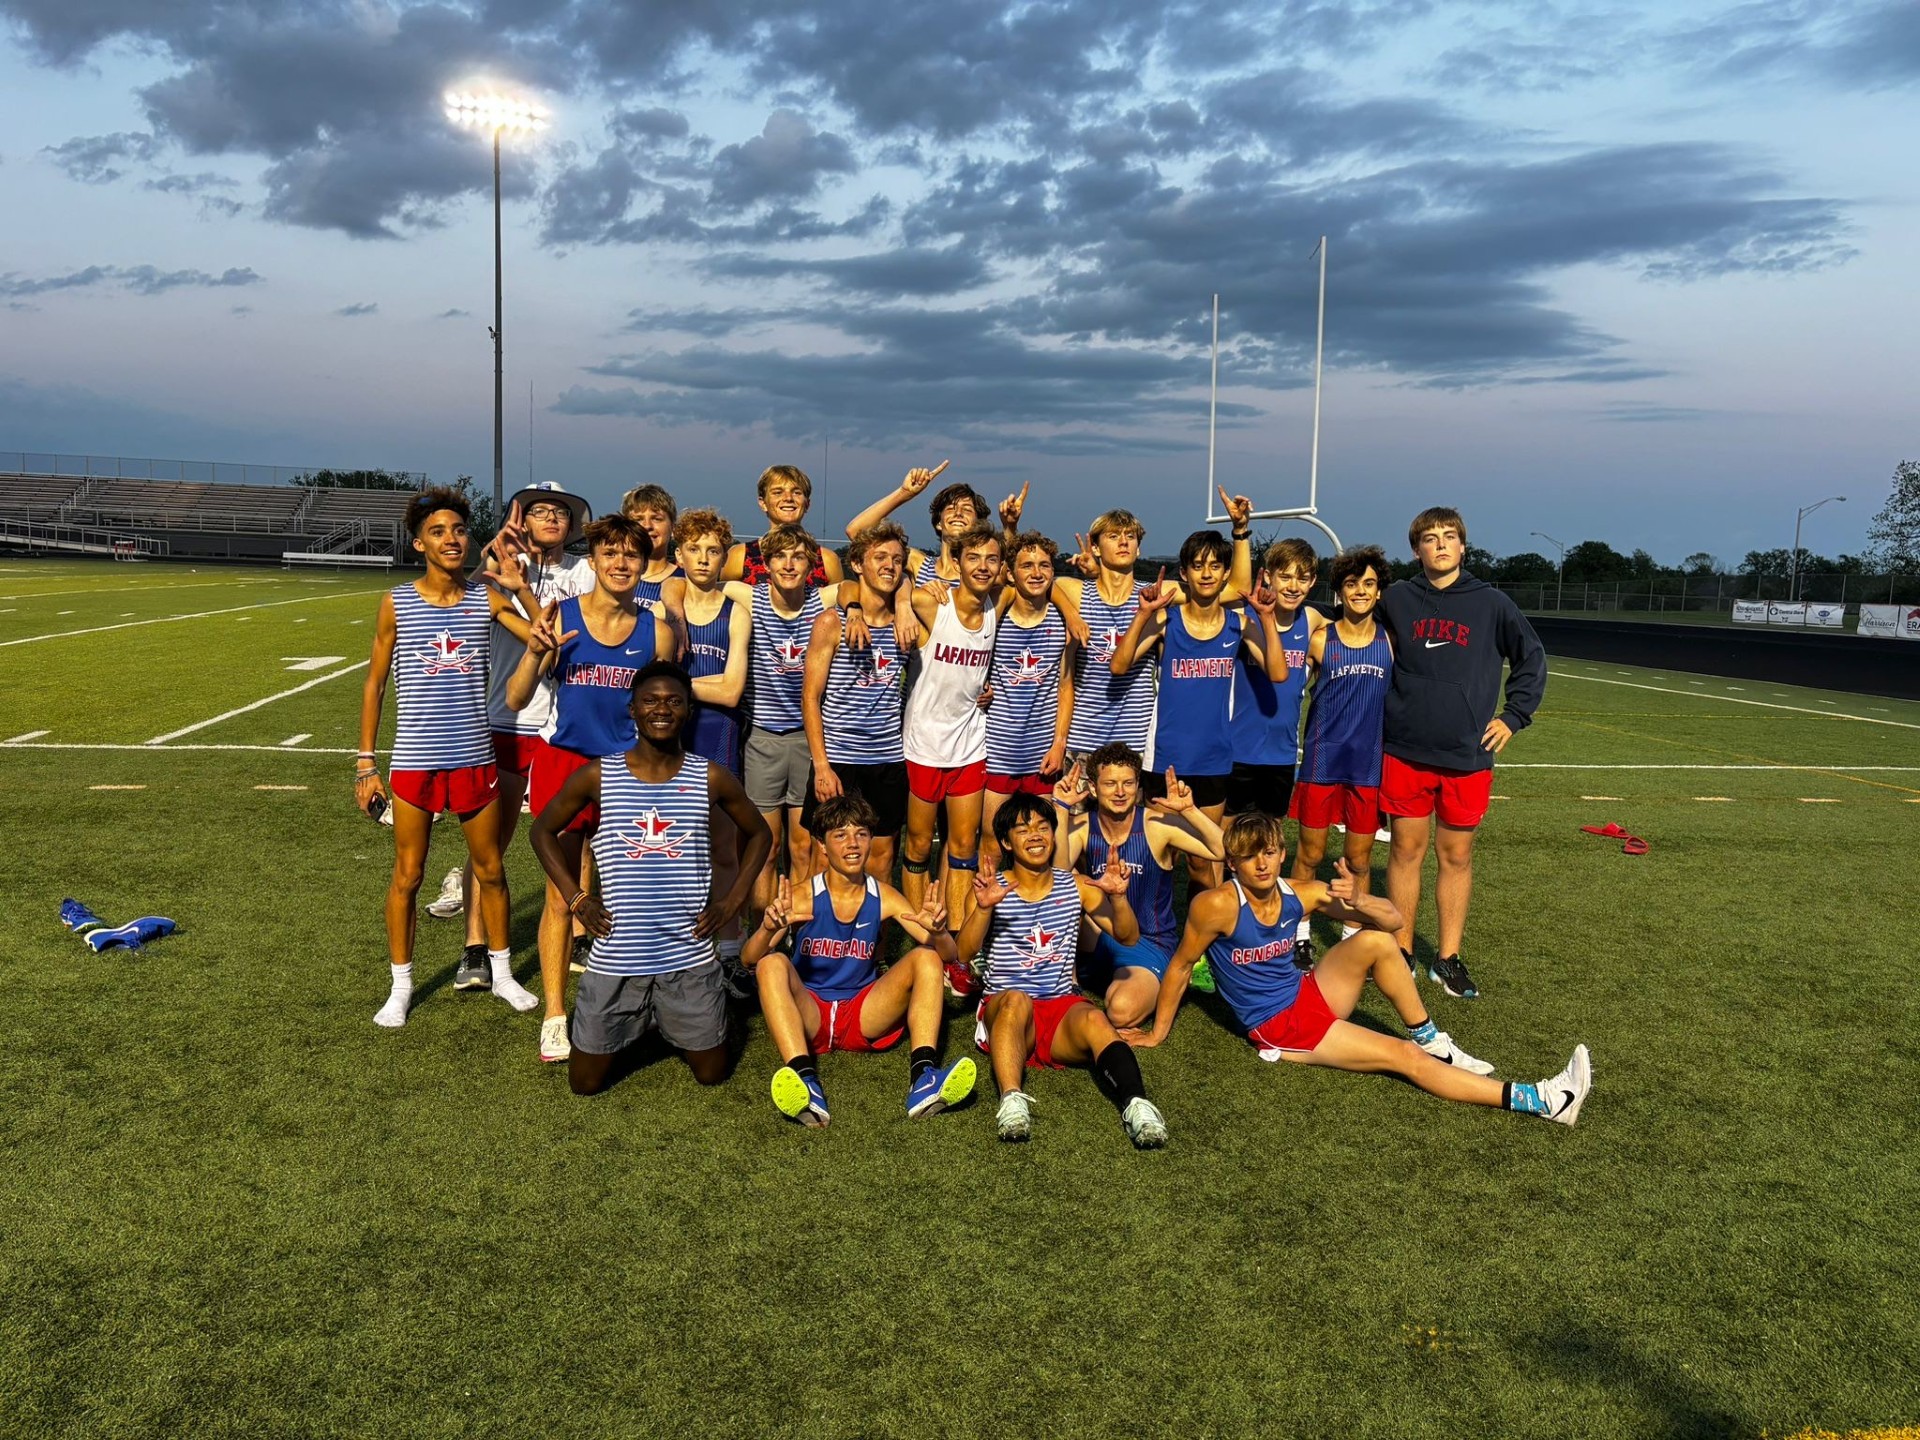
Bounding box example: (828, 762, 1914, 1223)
(353, 460, 1592, 1148)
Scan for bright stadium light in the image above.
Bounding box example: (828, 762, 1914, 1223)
(444, 87, 549, 520)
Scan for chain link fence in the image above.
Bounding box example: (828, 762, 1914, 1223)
(1495, 572, 1920, 618)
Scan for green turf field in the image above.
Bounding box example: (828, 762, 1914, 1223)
(2, 557, 1916, 1439)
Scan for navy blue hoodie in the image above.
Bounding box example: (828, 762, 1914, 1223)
(1377, 571, 1546, 773)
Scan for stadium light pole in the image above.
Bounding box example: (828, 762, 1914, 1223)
(445, 88, 549, 523)
(1532, 531, 1567, 612)
(1789, 495, 1845, 602)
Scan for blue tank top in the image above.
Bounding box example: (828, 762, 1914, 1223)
(792, 873, 883, 1001)
(986, 607, 1068, 776)
(1081, 808, 1175, 953)
(1299, 626, 1392, 787)
(820, 620, 906, 765)
(747, 584, 822, 735)
(686, 595, 743, 775)
(1153, 606, 1242, 776)
(983, 869, 1084, 1000)
(587, 752, 715, 977)
(1205, 879, 1307, 1031)
(388, 580, 494, 771)
(1067, 580, 1155, 752)
(1229, 609, 1313, 766)
(634, 564, 682, 614)
(549, 596, 651, 757)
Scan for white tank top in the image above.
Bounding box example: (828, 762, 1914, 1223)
(903, 596, 997, 767)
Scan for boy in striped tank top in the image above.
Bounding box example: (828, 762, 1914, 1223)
(743, 525, 826, 911)
(355, 487, 543, 1028)
(954, 794, 1169, 1148)
(1122, 813, 1591, 1126)
(529, 662, 773, 1095)
(744, 795, 977, 1127)
(1290, 546, 1393, 964)
(802, 522, 911, 882)
(723, 464, 844, 589)
(844, 461, 1022, 590)
(980, 531, 1075, 873)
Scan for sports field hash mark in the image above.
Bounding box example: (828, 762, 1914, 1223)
(1799, 798, 1841, 804)
(1694, 796, 1735, 802)
(1580, 794, 1624, 801)
(254, 784, 309, 791)
(5, 729, 50, 743)
(88, 784, 146, 791)
(282, 656, 346, 671)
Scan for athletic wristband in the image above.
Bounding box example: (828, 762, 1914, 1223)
(845, 600, 863, 609)
(1232, 529, 1251, 540)
(566, 890, 588, 915)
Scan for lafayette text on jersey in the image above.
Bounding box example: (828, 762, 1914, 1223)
(1298, 626, 1392, 787)
(685, 595, 743, 774)
(1081, 807, 1176, 954)
(1152, 605, 1243, 776)
(903, 599, 996, 767)
(548, 596, 653, 758)
(390, 580, 495, 771)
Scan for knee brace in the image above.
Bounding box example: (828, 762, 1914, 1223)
(945, 854, 979, 872)
(902, 856, 932, 875)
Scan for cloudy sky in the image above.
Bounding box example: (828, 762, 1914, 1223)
(1, 0, 1913, 563)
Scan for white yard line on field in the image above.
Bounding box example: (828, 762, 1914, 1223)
(0, 591, 384, 647)
(0, 578, 289, 602)
(3, 742, 366, 754)
(145, 661, 368, 744)
(1501, 764, 1920, 771)
(279, 733, 313, 746)
(4, 729, 50, 743)
(1548, 670, 1920, 730)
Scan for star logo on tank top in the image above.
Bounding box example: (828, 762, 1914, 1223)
(855, 649, 899, 689)
(773, 637, 809, 672)
(1016, 924, 1062, 967)
(620, 808, 685, 860)
(1005, 648, 1049, 685)
(418, 630, 475, 676)
(1091, 626, 1123, 664)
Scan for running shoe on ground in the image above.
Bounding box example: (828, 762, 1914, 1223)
(569, 934, 592, 974)
(1121, 1096, 1168, 1149)
(453, 944, 491, 991)
(425, 867, 465, 919)
(1293, 935, 1316, 972)
(995, 1090, 1034, 1142)
(1427, 953, 1479, 999)
(59, 899, 105, 932)
(943, 960, 980, 1000)
(718, 951, 755, 1003)
(907, 1057, 977, 1118)
(539, 1013, 571, 1063)
(772, 1066, 830, 1127)
(1188, 957, 1217, 994)
(1417, 1030, 1495, 1075)
(1540, 1045, 1592, 1128)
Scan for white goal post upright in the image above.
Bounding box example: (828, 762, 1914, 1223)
(1204, 235, 1342, 553)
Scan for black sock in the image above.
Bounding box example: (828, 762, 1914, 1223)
(1092, 1041, 1146, 1108)
(787, 1054, 817, 1079)
(910, 1046, 937, 1081)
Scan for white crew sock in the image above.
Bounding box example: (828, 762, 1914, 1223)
(1341, 922, 1361, 940)
(374, 963, 413, 1028)
(489, 948, 539, 1011)
(1294, 917, 1312, 942)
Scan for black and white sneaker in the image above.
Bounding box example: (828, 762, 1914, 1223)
(718, 951, 755, 1003)
(453, 943, 490, 991)
(568, 934, 592, 975)
(1293, 934, 1316, 971)
(1427, 953, 1479, 999)
(1539, 1044, 1592, 1127)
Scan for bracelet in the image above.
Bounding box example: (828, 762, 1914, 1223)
(356, 750, 375, 758)
(845, 600, 863, 610)
(566, 890, 588, 915)
(1232, 529, 1251, 540)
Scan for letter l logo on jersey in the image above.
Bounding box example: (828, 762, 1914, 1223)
(621, 808, 685, 860)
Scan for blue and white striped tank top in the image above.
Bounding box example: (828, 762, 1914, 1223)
(986, 607, 1068, 776)
(1082, 808, 1176, 953)
(549, 596, 649, 758)
(820, 620, 906, 765)
(1299, 627, 1392, 787)
(588, 752, 715, 977)
(1067, 580, 1155, 753)
(914, 551, 957, 589)
(747, 584, 823, 735)
(687, 596, 743, 775)
(1154, 605, 1243, 777)
(1230, 609, 1313, 766)
(389, 580, 494, 771)
(793, 874, 883, 1002)
(983, 869, 1083, 1000)
(1205, 879, 1307, 1032)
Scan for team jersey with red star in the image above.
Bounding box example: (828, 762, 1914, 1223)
(820, 619, 906, 765)
(982, 868, 1083, 1000)
(985, 606, 1067, 777)
(747, 583, 822, 735)
(587, 752, 715, 977)
(1067, 580, 1155, 753)
(389, 580, 494, 771)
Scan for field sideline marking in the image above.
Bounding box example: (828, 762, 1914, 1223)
(0, 591, 386, 648)
(3, 742, 367, 753)
(145, 661, 369, 744)
(1549, 670, 1920, 730)
(0, 578, 290, 601)
(5, 729, 49, 743)
(1502, 764, 1920, 772)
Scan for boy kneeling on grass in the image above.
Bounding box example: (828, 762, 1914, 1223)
(743, 793, 978, 1128)
(1123, 812, 1592, 1126)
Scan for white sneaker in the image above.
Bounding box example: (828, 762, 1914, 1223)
(1374, 826, 1393, 843)
(1121, 1096, 1168, 1149)
(1539, 1044, 1592, 1127)
(373, 994, 410, 1028)
(539, 1013, 571, 1063)
(1418, 1030, 1496, 1075)
(996, 1091, 1034, 1142)
(492, 974, 540, 1013)
(425, 867, 465, 919)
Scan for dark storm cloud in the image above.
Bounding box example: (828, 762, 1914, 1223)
(0, 264, 261, 297)
(42, 131, 159, 183)
(707, 111, 857, 209)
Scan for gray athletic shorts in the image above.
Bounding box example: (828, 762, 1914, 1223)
(570, 964, 728, 1056)
(745, 726, 811, 810)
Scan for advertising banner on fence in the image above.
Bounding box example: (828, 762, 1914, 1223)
(1904, 606, 1920, 642)
(1805, 603, 1845, 628)
(1768, 602, 1808, 626)
(1732, 600, 1769, 624)
(1858, 604, 1901, 637)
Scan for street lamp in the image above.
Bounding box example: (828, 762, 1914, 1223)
(445, 88, 549, 522)
(1789, 496, 1845, 603)
(1531, 531, 1567, 612)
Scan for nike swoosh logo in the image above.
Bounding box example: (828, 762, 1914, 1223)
(1424, 639, 1451, 648)
(625, 647, 649, 655)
